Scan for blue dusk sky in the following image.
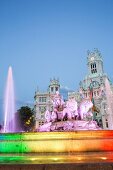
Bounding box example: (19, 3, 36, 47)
(0, 0, 113, 106)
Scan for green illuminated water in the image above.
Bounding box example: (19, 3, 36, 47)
(1, 131, 113, 164)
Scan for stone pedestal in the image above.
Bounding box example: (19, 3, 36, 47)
(0, 163, 113, 170)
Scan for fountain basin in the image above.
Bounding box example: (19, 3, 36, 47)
(0, 130, 113, 153)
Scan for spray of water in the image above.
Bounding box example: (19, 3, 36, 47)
(4, 66, 16, 132)
(105, 78, 113, 129)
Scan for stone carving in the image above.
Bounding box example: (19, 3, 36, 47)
(38, 92, 101, 132)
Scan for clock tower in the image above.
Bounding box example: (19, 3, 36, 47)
(87, 48, 104, 76)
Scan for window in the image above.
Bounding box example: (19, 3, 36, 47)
(39, 106, 46, 113)
(51, 87, 54, 92)
(41, 106, 46, 112)
(91, 62, 97, 74)
(97, 91, 99, 96)
(50, 106, 53, 112)
(41, 115, 44, 119)
(39, 97, 46, 102)
(86, 93, 87, 98)
(39, 106, 41, 111)
(106, 119, 108, 128)
(39, 121, 44, 126)
(91, 70, 93, 74)
(39, 97, 41, 102)
(98, 119, 102, 127)
(94, 69, 97, 73)
(55, 87, 58, 91)
(42, 97, 46, 102)
(94, 91, 96, 96)
(104, 104, 106, 110)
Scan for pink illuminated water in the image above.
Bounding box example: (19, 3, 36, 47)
(4, 66, 16, 132)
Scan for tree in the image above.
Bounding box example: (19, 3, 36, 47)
(0, 124, 2, 131)
(17, 106, 35, 132)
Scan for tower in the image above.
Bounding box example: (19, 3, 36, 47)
(49, 78, 60, 94)
(34, 78, 60, 129)
(87, 48, 104, 77)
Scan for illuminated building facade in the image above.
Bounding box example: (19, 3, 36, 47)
(34, 78, 60, 128)
(68, 49, 113, 129)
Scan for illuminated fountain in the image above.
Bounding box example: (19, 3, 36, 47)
(3, 66, 16, 133)
(1, 75, 113, 164)
(38, 92, 101, 132)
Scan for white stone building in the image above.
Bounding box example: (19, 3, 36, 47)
(68, 48, 113, 129)
(34, 78, 60, 129)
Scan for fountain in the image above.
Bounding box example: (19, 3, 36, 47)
(1, 73, 113, 165)
(3, 66, 16, 133)
(38, 92, 101, 132)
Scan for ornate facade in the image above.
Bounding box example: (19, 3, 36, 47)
(34, 78, 60, 129)
(34, 49, 113, 130)
(68, 49, 113, 129)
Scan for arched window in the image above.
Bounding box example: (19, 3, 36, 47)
(55, 87, 58, 91)
(91, 62, 97, 74)
(106, 119, 108, 128)
(51, 87, 53, 92)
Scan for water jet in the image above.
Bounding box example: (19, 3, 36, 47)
(4, 66, 16, 133)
